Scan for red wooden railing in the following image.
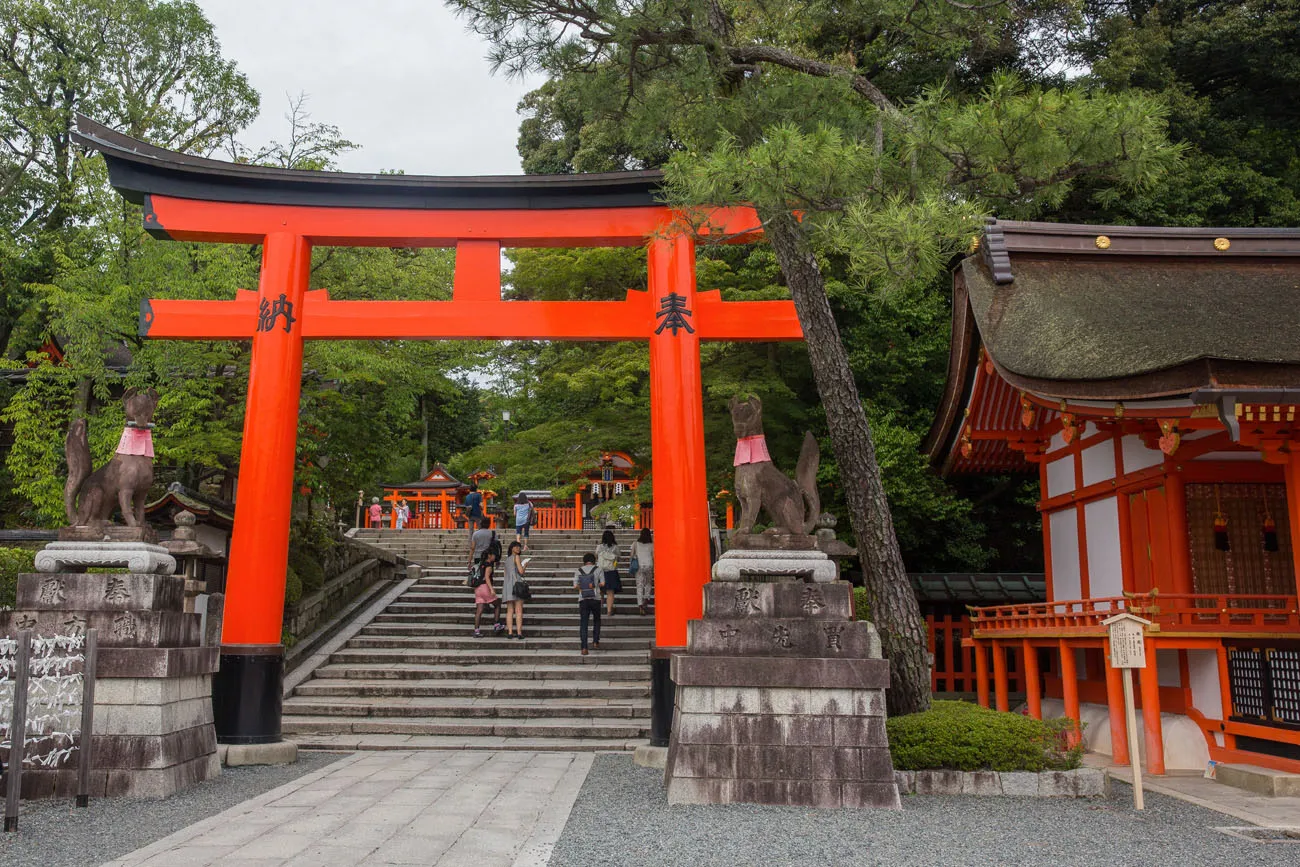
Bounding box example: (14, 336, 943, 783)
(927, 614, 1023, 694)
(969, 593, 1300, 636)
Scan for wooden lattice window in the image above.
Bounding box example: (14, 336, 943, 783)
(1187, 483, 1295, 597)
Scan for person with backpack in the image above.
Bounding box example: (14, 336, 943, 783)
(466, 516, 498, 568)
(630, 527, 654, 616)
(596, 529, 621, 616)
(502, 541, 528, 639)
(472, 549, 505, 637)
(513, 492, 534, 552)
(574, 553, 604, 655)
(462, 482, 484, 536)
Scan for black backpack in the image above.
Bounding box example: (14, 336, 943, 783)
(487, 531, 502, 560)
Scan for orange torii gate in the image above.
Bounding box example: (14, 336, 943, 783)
(75, 117, 804, 745)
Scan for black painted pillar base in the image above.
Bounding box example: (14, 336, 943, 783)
(213, 644, 283, 744)
(650, 646, 680, 747)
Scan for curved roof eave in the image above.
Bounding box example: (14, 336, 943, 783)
(71, 115, 666, 210)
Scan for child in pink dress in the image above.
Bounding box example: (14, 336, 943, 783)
(474, 550, 505, 637)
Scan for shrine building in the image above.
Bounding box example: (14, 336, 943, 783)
(379, 452, 648, 530)
(927, 220, 1300, 774)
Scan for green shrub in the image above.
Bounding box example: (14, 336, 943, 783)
(284, 565, 303, 609)
(0, 547, 37, 609)
(852, 586, 870, 622)
(887, 700, 1083, 772)
(288, 547, 325, 594)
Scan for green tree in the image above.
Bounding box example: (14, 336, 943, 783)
(447, 0, 1179, 713)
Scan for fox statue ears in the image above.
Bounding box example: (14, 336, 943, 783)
(728, 394, 762, 412)
(123, 387, 159, 402)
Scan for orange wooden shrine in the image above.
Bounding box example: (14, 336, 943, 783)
(75, 116, 803, 744)
(928, 220, 1300, 773)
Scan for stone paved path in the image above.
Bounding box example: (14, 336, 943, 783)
(100, 751, 593, 867)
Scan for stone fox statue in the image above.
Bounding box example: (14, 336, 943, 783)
(64, 388, 158, 528)
(729, 395, 820, 536)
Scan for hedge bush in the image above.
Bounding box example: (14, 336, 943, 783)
(0, 547, 37, 609)
(887, 700, 1082, 772)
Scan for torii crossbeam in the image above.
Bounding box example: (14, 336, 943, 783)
(76, 116, 803, 746)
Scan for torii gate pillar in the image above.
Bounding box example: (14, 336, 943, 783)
(212, 233, 311, 743)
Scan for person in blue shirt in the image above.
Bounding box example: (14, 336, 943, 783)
(462, 482, 483, 536)
(513, 492, 534, 552)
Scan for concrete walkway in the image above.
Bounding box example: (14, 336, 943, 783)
(1103, 764, 1300, 828)
(101, 751, 593, 867)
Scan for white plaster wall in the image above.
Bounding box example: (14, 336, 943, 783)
(1039, 699, 1210, 771)
(1122, 435, 1165, 474)
(1083, 422, 1098, 438)
(1187, 650, 1224, 721)
(1081, 441, 1116, 487)
(1046, 457, 1075, 498)
(196, 525, 227, 556)
(1049, 508, 1081, 601)
(1156, 649, 1182, 688)
(1084, 497, 1123, 598)
(1049, 432, 1066, 453)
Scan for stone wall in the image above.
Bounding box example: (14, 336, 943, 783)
(282, 538, 399, 640)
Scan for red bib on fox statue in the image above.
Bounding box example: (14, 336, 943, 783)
(733, 434, 772, 466)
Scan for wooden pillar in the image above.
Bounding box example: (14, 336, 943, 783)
(992, 641, 1010, 712)
(1164, 470, 1193, 594)
(1104, 651, 1129, 764)
(573, 490, 583, 531)
(1138, 638, 1165, 775)
(215, 231, 310, 744)
(648, 233, 709, 649)
(974, 640, 990, 708)
(1023, 640, 1042, 719)
(1286, 454, 1300, 600)
(1059, 640, 1082, 747)
(726, 502, 734, 530)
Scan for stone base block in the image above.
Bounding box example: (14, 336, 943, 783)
(633, 744, 667, 769)
(0, 608, 200, 647)
(97, 645, 219, 678)
(665, 679, 900, 809)
(712, 549, 836, 583)
(35, 541, 175, 575)
(59, 525, 159, 544)
(15, 572, 185, 611)
(728, 533, 819, 551)
(893, 768, 1108, 797)
(219, 741, 299, 767)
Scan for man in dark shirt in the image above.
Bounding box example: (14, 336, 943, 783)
(574, 553, 604, 655)
(462, 482, 483, 536)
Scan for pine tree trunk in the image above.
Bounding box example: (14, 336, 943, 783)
(763, 211, 932, 716)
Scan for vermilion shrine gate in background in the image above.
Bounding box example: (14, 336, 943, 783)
(74, 117, 804, 744)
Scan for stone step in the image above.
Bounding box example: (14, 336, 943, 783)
(384, 600, 648, 614)
(329, 648, 648, 666)
(282, 696, 647, 719)
(282, 714, 649, 739)
(359, 624, 654, 640)
(372, 612, 649, 626)
(311, 663, 647, 681)
(285, 733, 643, 752)
(347, 635, 652, 651)
(290, 678, 650, 699)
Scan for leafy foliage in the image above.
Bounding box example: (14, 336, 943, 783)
(0, 546, 36, 609)
(887, 700, 1083, 772)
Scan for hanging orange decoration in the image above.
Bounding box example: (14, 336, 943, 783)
(1158, 420, 1181, 456)
(1060, 412, 1077, 445)
(1020, 394, 1036, 428)
(960, 425, 974, 459)
(1263, 509, 1279, 552)
(1214, 487, 1230, 551)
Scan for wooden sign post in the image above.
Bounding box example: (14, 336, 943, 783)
(1102, 612, 1153, 810)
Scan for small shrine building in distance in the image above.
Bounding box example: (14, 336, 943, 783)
(926, 220, 1300, 774)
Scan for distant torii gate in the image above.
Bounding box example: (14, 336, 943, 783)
(75, 117, 804, 745)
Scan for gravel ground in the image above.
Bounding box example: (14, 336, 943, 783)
(549, 755, 1297, 867)
(0, 750, 343, 867)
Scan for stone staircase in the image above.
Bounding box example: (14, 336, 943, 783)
(282, 528, 653, 751)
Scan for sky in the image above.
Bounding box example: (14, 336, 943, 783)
(197, 1, 540, 176)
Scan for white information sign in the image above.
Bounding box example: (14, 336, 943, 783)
(1107, 618, 1147, 669)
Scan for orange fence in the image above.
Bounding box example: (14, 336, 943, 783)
(927, 614, 1023, 694)
(969, 593, 1300, 637)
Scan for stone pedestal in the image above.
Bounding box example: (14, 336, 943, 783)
(664, 560, 900, 809)
(35, 541, 176, 575)
(0, 571, 219, 798)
